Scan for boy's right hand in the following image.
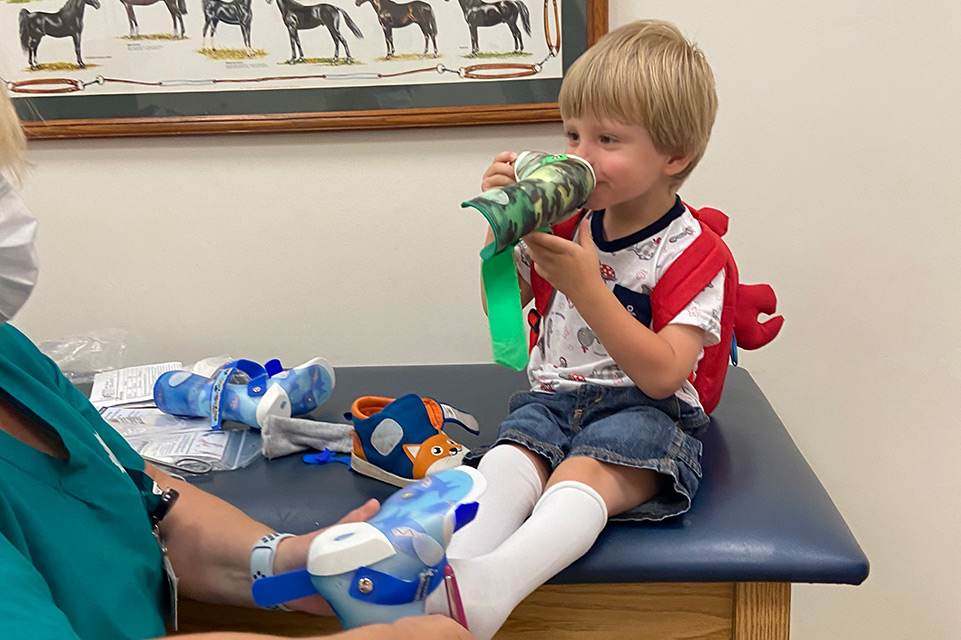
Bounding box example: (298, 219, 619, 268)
(480, 151, 518, 192)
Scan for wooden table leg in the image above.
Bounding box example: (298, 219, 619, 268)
(733, 582, 791, 640)
(494, 583, 734, 639)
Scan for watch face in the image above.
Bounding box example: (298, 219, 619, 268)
(152, 488, 180, 525)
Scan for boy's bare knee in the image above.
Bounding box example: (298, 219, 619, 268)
(547, 456, 662, 516)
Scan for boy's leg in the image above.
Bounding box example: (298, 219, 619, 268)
(446, 443, 550, 560)
(430, 458, 660, 640)
(545, 454, 664, 515)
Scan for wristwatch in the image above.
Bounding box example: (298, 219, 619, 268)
(250, 532, 296, 610)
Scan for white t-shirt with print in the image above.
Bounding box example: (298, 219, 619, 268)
(515, 199, 724, 408)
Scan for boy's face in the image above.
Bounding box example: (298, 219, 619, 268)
(563, 114, 680, 215)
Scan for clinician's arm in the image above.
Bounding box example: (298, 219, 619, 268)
(147, 463, 374, 614)
(147, 465, 473, 639)
(165, 615, 473, 640)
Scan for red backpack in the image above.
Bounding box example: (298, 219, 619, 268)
(528, 206, 783, 414)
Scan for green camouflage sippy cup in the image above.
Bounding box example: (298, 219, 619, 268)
(463, 152, 595, 369)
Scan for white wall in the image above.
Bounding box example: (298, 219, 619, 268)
(14, 1, 961, 638)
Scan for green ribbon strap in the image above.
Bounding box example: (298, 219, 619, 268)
(480, 245, 529, 370)
(463, 151, 595, 370)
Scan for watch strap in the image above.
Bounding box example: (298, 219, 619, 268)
(250, 532, 296, 610)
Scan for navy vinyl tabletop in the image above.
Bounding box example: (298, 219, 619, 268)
(185, 365, 869, 586)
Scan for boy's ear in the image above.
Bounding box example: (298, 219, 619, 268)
(664, 153, 693, 177)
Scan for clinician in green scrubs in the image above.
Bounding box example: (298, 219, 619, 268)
(0, 89, 471, 640)
(0, 321, 168, 640)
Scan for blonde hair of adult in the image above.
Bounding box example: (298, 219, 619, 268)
(0, 85, 27, 181)
(558, 19, 718, 185)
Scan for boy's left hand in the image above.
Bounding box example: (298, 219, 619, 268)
(523, 217, 603, 303)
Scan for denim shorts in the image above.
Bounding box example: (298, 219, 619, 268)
(469, 385, 709, 522)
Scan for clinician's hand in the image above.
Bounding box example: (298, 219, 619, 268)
(273, 499, 381, 616)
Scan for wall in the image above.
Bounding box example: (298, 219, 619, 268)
(14, 1, 961, 638)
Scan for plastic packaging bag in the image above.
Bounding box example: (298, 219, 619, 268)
(102, 407, 261, 475)
(38, 329, 130, 384)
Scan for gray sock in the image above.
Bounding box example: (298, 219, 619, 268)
(261, 415, 353, 459)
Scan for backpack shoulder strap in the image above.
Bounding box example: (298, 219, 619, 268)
(650, 221, 730, 332)
(650, 217, 736, 415)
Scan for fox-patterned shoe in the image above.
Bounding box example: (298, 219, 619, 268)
(348, 394, 480, 487)
(252, 466, 485, 629)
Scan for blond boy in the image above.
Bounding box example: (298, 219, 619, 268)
(430, 20, 722, 639)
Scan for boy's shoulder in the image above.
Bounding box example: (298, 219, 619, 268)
(652, 203, 784, 413)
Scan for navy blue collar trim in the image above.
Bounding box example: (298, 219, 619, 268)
(591, 195, 686, 252)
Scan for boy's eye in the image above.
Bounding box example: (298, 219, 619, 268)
(566, 131, 580, 142)
(599, 135, 616, 144)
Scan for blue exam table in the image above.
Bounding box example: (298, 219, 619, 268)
(182, 364, 868, 639)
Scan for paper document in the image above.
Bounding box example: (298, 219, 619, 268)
(90, 362, 182, 408)
(135, 430, 229, 461)
(101, 407, 208, 434)
(102, 406, 261, 474)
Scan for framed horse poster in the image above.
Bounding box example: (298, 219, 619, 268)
(1, 0, 607, 139)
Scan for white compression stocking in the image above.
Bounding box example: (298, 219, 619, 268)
(429, 480, 609, 640)
(445, 444, 546, 560)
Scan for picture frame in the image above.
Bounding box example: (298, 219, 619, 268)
(4, 0, 608, 139)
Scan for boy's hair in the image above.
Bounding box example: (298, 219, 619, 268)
(558, 19, 718, 185)
(0, 85, 26, 182)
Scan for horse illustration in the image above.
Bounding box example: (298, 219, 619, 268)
(202, 0, 254, 49)
(355, 0, 448, 59)
(118, 0, 187, 39)
(456, 0, 530, 56)
(268, 0, 363, 63)
(19, 0, 101, 70)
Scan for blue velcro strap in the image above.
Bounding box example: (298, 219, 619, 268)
(453, 502, 479, 532)
(264, 358, 284, 377)
(347, 563, 446, 605)
(252, 569, 316, 608)
(231, 359, 270, 396)
(730, 335, 739, 367)
(209, 360, 270, 430)
(303, 449, 352, 468)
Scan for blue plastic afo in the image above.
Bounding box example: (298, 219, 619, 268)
(153, 357, 335, 430)
(251, 466, 485, 629)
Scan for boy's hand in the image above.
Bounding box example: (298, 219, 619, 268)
(480, 151, 518, 191)
(523, 217, 603, 303)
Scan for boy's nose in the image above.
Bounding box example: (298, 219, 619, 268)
(576, 152, 597, 173)
(571, 144, 595, 165)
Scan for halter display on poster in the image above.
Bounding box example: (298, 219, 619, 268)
(0, 0, 607, 138)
